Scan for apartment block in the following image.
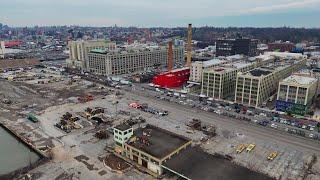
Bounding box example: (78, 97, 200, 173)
(235, 59, 307, 107)
(276, 75, 318, 115)
(87, 46, 184, 75)
(66, 39, 116, 70)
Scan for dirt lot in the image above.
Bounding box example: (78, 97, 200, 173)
(1, 70, 320, 180)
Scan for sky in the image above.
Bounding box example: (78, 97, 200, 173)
(1, 0, 320, 28)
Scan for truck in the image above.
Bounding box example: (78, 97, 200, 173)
(27, 113, 38, 123)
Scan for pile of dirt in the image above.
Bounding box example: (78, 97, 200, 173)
(105, 154, 130, 171)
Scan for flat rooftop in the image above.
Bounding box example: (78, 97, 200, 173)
(127, 124, 190, 159)
(202, 58, 226, 67)
(244, 68, 273, 77)
(163, 147, 273, 180)
(281, 75, 317, 86)
(114, 124, 132, 131)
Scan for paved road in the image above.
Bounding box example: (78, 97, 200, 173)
(126, 90, 320, 155)
(68, 72, 320, 155)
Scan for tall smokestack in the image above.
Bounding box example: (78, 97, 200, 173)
(168, 41, 173, 71)
(187, 23, 192, 67)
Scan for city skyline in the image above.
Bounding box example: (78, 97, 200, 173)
(1, 0, 320, 28)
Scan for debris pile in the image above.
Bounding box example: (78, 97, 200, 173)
(104, 154, 130, 171)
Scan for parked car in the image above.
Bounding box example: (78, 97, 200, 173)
(271, 123, 278, 129)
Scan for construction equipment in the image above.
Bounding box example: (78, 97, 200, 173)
(186, 119, 201, 130)
(202, 125, 216, 137)
(267, 151, 278, 160)
(186, 23, 192, 67)
(236, 144, 247, 153)
(246, 144, 256, 152)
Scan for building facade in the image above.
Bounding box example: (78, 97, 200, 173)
(268, 42, 294, 52)
(235, 59, 307, 107)
(200, 58, 274, 100)
(0, 41, 5, 59)
(113, 124, 134, 149)
(66, 40, 116, 70)
(88, 46, 184, 75)
(276, 75, 318, 115)
(189, 59, 227, 82)
(201, 68, 237, 99)
(216, 38, 258, 57)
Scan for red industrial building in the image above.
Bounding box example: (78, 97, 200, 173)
(152, 67, 190, 88)
(268, 42, 294, 52)
(152, 24, 192, 88)
(5, 40, 22, 48)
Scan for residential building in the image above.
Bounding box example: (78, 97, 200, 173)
(235, 59, 307, 107)
(66, 39, 116, 70)
(87, 45, 184, 75)
(276, 75, 318, 115)
(216, 38, 258, 57)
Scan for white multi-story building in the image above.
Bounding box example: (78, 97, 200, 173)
(276, 75, 318, 115)
(66, 40, 116, 70)
(87, 45, 184, 75)
(189, 59, 227, 82)
(0, 41, 5, 59)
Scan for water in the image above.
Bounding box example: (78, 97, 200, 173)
(0, 126, 41, 175)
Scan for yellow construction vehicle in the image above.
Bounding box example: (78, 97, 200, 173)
(246, 144, 256, 152)
(267, 151, 278, 160)
(236, 144, 247, 153)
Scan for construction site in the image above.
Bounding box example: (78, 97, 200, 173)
(0, 63, 320, 180)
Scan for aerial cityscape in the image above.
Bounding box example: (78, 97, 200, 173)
(1, 1, 320, 180)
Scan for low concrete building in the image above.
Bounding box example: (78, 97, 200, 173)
(114, 124, 191, 176)
(276, 75, 318, 115)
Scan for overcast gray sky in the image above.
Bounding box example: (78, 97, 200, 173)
(1, 0, 320, 27)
